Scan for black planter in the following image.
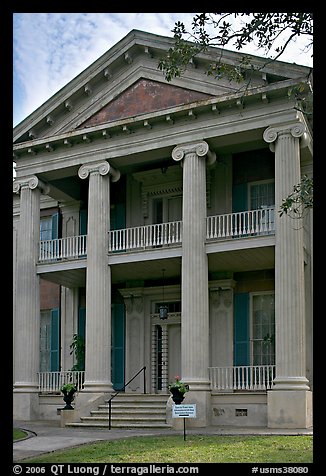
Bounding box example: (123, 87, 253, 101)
(170, 388, 185, 405)
(62, 389, 76, 410)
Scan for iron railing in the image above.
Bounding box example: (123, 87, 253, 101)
(108, 365, 146, 430)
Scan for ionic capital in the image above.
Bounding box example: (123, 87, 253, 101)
(13, 176, 50, 195)
(263, 121, 310, 151)
(172, 141, 216, 165)
(78, 161, 120, 182)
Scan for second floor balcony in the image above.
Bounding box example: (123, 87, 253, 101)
(38, 207, 275, 263)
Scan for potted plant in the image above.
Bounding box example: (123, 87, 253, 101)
(60, 383, 77, 410)
(168, 376, 189, 404)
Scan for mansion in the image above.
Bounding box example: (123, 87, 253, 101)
(13, 30, 313, 428)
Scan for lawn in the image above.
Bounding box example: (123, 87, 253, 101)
(13, 428, 28, 441)
(23, 435, 313, 464)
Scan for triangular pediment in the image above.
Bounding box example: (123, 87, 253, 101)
(78, 78, 213, 129)
(13, 29, 312, 145)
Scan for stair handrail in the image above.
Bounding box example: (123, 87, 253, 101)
(108, 365, 146, 429)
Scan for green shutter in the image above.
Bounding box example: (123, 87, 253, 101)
(51, 212, 61, 239)
(78, 308, 86, 340)
(110, 203, 126, 230)
(111, 303, 125, 391)
(234, 293, 250, 366)
(50, 308, 60, 371)
(79, 209, 88, 235)
(232, 183, 248, 212)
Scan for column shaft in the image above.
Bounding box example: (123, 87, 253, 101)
(14, 183, 41, 390)
(264, 122, 310, 390)
(78, 161, 120, 392)
(172, 141, 215, 391)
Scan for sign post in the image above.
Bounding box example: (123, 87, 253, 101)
(172, 404, 196, 441)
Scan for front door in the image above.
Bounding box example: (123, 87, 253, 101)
(151, 304, 181, 393)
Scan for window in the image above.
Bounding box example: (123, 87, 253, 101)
(249, 180, 275, 210)
(250, 292, 275, 366)
(152, 195, 182, 224)
(249, 180, 275, 234)
(39, 309, 60, 372)
(40, 217, 53, 241)
(40, 310, 51, 372)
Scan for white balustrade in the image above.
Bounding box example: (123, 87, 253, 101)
(38, 209, 275, 261)
(206, 207, 275, 240)
(209, 365, 275, 391)
(109, 220, 182, 252)
(39, 235, 87, 262)
(37, 371, 85, 393)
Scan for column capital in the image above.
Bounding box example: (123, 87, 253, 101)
(78, 161, 120, 182)
(13, 175, 50, 195)
(172, 140, 216, 165)
(263, 121, 310, 151)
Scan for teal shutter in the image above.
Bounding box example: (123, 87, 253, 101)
(232, 183, 248, 212)
(234, 293, 250, 366)
(110, 203, 126, 230)
(78, 308, 86, 340)
(79, 209, 88, 235)
(50, 308, 60, 371)
(111, 303, 125, 391)
(51, 212, 61, 239)
(77, 307, 86, 371)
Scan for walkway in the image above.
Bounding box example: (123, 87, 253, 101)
(13, 420, 313, 462)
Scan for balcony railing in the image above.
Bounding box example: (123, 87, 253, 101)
(109, 221, 182, 253)
(39, 235, 87, 262)
(38, 208, 275, 262)
(209, 365, 276, 391)
(37, 370, 85, 393)
(206, 207, 275, 240)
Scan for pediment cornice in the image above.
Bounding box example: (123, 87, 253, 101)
(13, 29, 311, 146)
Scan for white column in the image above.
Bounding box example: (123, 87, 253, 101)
(13, 176, 49, 418)
(172, 141, 215, 428)
(264, 120, 312, 428)
(78, 161, 120, 393)
(172, 141, 215, 389)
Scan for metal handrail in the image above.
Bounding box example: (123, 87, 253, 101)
(108, 365, 146, 429)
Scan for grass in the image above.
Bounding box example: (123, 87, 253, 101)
(13, 428, 28, 441)
(22, 435, 313, 464)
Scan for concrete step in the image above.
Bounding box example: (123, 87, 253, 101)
(66, 393, 171, 429)
(66, 421, 171, 429)
(92, 408, 166, 415)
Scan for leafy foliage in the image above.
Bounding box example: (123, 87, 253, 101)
(279, 175, 313, 218)
(60, 383, 77, 394)
(158, 13, 313, 83)
(69, 333, 85, 371)
(168, 375, 189, 394)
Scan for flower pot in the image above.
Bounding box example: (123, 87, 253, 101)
(170, 388, 185, 405)
(62, 389, 76, 410)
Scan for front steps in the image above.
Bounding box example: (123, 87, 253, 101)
(66, 393, 171, 429)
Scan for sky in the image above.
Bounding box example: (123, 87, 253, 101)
(13, 13, 313, 128)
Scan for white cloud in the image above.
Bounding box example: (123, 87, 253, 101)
(13, 13, 312, 127)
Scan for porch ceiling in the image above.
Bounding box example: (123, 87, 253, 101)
(111, 256, 182, 284)
(207, 245, 275, 273)
(37, 245, 274, 287)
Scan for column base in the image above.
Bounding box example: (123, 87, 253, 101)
(273, 376, 310, 391)
(82, 381, 114, 393)
(267, 389, 313, 428)
(13, 391, 39, 420)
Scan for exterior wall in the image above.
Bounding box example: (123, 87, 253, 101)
(211, 393, 268, 427)
(40, 280, 60, 309)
